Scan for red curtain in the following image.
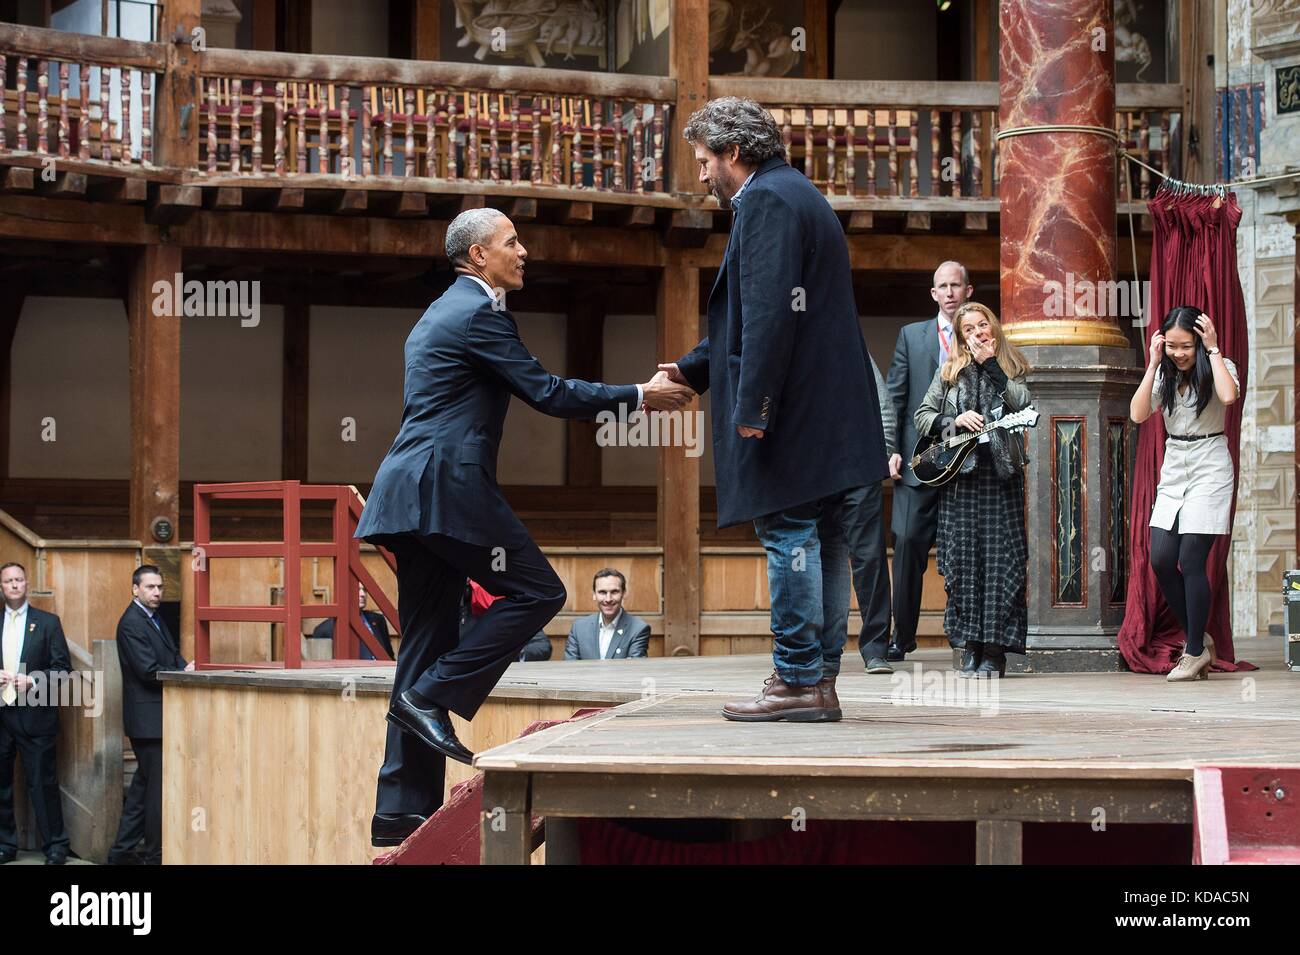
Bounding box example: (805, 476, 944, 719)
(1117, 188, 1255, 673)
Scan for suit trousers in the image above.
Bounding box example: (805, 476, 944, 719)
(838, 483, 892, 662)
(0, 707, 68, 855)
(890, 481, 940, 650)
(372, 531, 566, 817)
(109, 736, 162, 863)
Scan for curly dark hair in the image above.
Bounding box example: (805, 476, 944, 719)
(682, 97, 785, 165)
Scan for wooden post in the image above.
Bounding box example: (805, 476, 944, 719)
(155, 0, 202, 170)
(657, 258, 701, 657)
(282, 301, 310, 481)
(250, 0, 277, 51)
(127, 244, 182, 545)
(974, 0, 993, 197)
(668, 0, 709, 197)
(480, 771, 532, 865)
(1180, 0, 1218, 184)
(0, 276, 28, 480)
(975, 819, 1023, 864)
(412, 0, 440, 60)
(801, 0, 829, 79)
(566, 295, 603, 487)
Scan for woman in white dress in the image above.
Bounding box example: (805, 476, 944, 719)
(1129, 306, 1240, 682)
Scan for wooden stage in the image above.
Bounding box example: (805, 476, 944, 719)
(158, 638, 1299, 864)
(475, 642, 1300, 864)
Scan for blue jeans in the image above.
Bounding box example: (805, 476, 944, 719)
(753, 492, 852, 686)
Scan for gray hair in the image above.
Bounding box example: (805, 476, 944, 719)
(682, 97, 784, 165)
(933, 260, 970, 287)
(444, 207, 507, 267)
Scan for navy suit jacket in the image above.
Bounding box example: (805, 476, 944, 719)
(676, 157, 888, 527)
(116, 601, 187, 740)
(1, 606, 71, 736)
(356, 275, 639, 548)
(887, 317, 946, 487)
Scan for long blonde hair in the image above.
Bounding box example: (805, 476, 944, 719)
(940, 302, 1032, 385)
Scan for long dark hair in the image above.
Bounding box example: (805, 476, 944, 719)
(1157, 305, 1215, 419)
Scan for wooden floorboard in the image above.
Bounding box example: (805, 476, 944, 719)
(473, 639, 1300, 780)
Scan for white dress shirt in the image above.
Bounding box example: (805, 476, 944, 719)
(2, 601, 29, 705)
(461, 272, 643, 407)
(598, 609, 624, 660)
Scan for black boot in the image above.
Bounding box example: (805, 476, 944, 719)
(956, 642, 982, 679)
(973, 644, 1005, 679)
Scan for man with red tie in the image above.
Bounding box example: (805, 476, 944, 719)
(883, 261, 974, 661)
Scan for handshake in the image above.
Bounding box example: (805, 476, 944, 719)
(639, 362, 696, 412)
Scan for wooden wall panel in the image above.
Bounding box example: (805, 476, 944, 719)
(42, 548, 140, 650)
(545, 553, 662, 615)
(164, 684, 580, 864)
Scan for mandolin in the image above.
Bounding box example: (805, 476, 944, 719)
(909, 406, 1040, 487)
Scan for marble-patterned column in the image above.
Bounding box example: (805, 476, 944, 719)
(997, 1, 1141, 670)
(999, 0, 1128, 347)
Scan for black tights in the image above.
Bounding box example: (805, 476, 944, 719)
(1150, 516, 1216, 656)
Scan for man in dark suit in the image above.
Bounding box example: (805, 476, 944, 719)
(107, 565, 190, 865)
(356, 207, 693, 847)
(659, 97, 888, 722)
(884, 260, 973, 660)
(309, 584, 395, 660)
(457, 581, 551, 662)
(563, 568, 651, 660)
(0, 562, 72, 864)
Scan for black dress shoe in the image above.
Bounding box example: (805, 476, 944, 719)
(106, 849, 143, 865)
(387, 690, 474, 765)
(371, 812, 428, 848)
(973, 644, 1006, 678)
(886, 640, 917, 662)
(956, 642, 983, 679)
(45, 852, 67, 866)
(0, 849, 16, 864)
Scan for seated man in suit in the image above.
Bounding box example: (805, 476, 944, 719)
(564, 569, 650, 660)
(0, 562, 72, 865)
(107, 565, 191, 865)
(310, 584, 395, 660)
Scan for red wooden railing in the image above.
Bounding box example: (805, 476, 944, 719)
(192, 480, 397, 669)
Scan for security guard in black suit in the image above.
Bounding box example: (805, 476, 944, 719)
(0, 562, 72, 864)
(107, 565, 189, 865)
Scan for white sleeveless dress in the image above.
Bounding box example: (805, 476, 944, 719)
(1148, 357, 1239, 535)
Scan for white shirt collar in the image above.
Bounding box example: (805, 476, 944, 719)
(4, 602, 28, 618)
(462, 273, 501, 305)
(937, 312, 953, 333)
(133, 598, 158, 619)
(598, 608, 623, 632)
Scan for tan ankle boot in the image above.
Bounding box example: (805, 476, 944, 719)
(1167, 647, 1212, 682)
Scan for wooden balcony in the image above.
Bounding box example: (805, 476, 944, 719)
(0, 23, 1182, 237)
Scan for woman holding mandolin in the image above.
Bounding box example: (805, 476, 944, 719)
(913, 302, 1033, 678)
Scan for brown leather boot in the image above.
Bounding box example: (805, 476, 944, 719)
(722, 671, 833, 722)
(817, 675, 842, 721)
